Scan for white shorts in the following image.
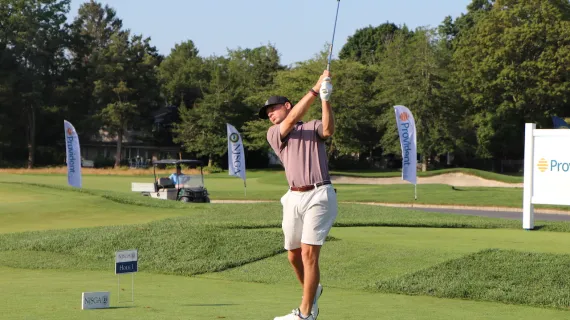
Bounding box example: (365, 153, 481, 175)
(280, 184, 338, 250)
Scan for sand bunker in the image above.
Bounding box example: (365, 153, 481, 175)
(330, 172, 523, 188)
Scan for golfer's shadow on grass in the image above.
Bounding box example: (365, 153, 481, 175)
(182, 304, 238, 307)
(451, 186, 487, 191)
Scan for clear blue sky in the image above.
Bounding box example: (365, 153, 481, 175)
(68, 0, 472, 66)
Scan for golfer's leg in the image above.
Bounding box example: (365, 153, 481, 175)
(281, 192, 303, 285)
(299, 243, 321, 316)
(299, 185, 338, 316)
(288, 248, 304, 286)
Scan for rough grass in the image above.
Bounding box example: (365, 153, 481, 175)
(0, 217, 285, 275)
(372, 249, 570, 310)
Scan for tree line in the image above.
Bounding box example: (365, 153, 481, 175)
(1, 0, 569, 171)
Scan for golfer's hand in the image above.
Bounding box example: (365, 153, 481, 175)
(319, 71, 333, 101)
(313, 70, 331, 92)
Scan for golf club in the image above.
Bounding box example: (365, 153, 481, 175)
(327, 0, 341, 71)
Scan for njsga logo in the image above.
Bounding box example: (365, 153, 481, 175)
(229, 133, 239, 143)
(537, 157, 570, 173)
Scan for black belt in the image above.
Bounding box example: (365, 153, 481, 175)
(290, 181, 332, 192)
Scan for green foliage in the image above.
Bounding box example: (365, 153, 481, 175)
(171, 45, 284, 165)
(92, 29, 161, 166)
(453, 0, 570, 158)
(241, 119, 273, 152)
(0, 0, 71, 168)
(376, 28, 461, 163)
(3, 0, 570, 172)
(204, 163, 223, 173)
(338, 22, 411, 64)
(157, 40, 205, 108)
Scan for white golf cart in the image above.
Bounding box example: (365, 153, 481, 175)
(131, 159, 210, 203)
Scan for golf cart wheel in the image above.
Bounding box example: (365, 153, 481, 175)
(180, 197, 191, 203)
(204, 196, 210, 203)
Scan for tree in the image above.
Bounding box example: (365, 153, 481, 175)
(172, 56, 250, 166)
(66, 0, 125, 137)
(376, 28, 460, 170)
(227, 43, 284, 94)
(438, 0, 494, 49)
(93, 31, 162, 167)
(453, 0, 570, 159)
(0, 0, 71, 168)
(339, 22, 411, 65)
(157, 40, 205, 108)
(172, 45, 284, 166)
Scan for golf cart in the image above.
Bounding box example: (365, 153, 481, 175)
(131, 159, 210, 203)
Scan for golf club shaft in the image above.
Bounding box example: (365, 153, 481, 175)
(327, 0, 341, 71)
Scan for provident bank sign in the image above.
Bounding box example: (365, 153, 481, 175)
(523, 123, 570, 230)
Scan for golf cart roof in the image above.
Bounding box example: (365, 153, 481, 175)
(152, 159, 204, 166)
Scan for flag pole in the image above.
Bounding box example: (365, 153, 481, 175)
(244, 180, 247, 197)
(414, 184, 417, 200)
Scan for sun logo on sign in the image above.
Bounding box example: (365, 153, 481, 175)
(537, 158, 548, 172)
(399, 112, 409, 122)
(229, 133, 239, 143)
(67, 128, 73, 136)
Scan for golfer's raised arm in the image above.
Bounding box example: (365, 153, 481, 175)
(320, 99, 334, 138)
(280, 71, 330, 138)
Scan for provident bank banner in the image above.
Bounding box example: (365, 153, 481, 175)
(394, 105, 417, 185)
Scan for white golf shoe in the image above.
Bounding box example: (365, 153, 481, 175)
(274, 308, 315, 320)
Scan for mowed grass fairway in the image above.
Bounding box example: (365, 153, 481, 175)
(0, 169, 529, 207)
(2, 171, 570, 319)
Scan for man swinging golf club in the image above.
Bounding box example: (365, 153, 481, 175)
(259, 70, 338, 320)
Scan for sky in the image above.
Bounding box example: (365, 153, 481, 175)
(68, 0, 472, 66)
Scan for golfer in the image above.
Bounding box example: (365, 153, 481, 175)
(259, 70, 338, 320)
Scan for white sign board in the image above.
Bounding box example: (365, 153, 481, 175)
(82, 292, 110, 310)
(115, 249, 138, 274)
(523, 123, 570, 229)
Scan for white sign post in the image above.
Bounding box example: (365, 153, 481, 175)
(115, 249, 138, 303)
(523, 123, 570, 229)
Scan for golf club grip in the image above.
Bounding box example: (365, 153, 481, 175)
(327, 0, 340, 72)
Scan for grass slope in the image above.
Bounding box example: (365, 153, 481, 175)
(374, 248, 570, 310)
(205, 227, 570, 290)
